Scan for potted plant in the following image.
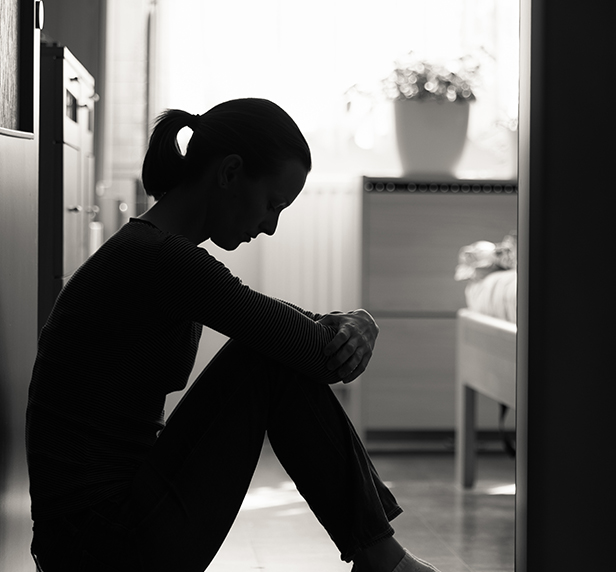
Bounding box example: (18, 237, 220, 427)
(384, 52, 479, 179)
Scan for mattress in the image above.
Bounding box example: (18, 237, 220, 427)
(464, 269, 517, 323)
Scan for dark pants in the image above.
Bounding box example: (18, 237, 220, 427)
(31, 340, 402, 571)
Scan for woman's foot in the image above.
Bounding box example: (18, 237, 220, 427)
(352, 536, 405, 572)
(389, 550, 441, 572)
(352, 537, 441, 572)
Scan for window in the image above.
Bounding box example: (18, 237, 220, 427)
(155, 0, 519, 178)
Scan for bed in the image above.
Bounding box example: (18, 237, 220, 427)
(454, 234, 517, 488)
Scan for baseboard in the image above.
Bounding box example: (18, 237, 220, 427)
(365, 429, 516, 454)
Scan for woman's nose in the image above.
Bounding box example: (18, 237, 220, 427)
(260, 212, 280, 236)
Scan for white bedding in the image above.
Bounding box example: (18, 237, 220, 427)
(464, 269, 517, 323)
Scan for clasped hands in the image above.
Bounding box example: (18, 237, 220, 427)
(318, 309, 379, 384)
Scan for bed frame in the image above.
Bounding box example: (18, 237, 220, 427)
(455, 308, 517, 488)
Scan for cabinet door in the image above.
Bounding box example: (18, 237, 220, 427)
(363, 192, 517, 313)
(79, 89, 95, 262)
(82, 152, 96, 259)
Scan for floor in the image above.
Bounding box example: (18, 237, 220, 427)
(207, 440, 515, 572)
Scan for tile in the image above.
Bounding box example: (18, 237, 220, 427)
(208, 444, 514, 572)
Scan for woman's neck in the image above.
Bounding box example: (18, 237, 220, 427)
(138, 186, 209, 245)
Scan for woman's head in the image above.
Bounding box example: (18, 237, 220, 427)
(141, 98, 312, 200)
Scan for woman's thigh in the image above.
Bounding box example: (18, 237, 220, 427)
(125, 340, 279, 570)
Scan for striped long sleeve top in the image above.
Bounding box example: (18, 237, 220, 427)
(26, 218, 340, 521)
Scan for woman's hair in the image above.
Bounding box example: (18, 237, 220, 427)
(141, 98, 312, 200)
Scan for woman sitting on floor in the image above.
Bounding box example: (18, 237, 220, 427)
(27, 98, 440, 572)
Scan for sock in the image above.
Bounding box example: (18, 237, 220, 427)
(391, 549, 441, 572)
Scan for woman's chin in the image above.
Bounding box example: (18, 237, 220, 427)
(211, 237, 243, 251)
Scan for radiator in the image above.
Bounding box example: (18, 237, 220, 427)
(260, 175, 363, 315)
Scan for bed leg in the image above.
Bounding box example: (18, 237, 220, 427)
(456, 384, 477, 488)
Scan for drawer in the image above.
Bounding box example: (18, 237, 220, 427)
(363, 192, 517, 313)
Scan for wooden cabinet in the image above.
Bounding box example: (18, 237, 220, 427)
(38, 45, 97, 331)
(361, 178, 517, 435)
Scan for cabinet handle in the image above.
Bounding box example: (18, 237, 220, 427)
(67, 205, 82, 213)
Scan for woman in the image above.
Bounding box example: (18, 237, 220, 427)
(27, 98, 440, 572)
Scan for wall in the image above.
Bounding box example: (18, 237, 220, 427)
(40, 0, 103, 82)
(96, 0, 151, 240)
(0, 1, 39, 568)
(516, 0, 615, 569)
(0, 135, 39, 571)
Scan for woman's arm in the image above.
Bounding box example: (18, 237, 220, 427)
(155, 237, 341, 383)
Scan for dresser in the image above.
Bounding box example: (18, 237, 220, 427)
(361, 178, 518, 441)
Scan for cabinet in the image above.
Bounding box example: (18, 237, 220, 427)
(38, 45, 97, 331)
(361, 178, 517, 436)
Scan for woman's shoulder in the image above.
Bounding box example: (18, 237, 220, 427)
(106, 218, 171, 252)
(126, 218, 200, 252)
(110, 219, 232, 284)
(126, 217, 167, 237)
(76, 219, 172, 278)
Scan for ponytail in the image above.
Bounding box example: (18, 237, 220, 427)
(141, 109, 195, 200)
(141, 99, 312, 200)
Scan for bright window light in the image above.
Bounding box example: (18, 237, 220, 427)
(154, 0, 519, 178)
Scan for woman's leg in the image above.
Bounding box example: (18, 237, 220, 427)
(126, 340, 275, 570)
(266, 369, 402, 562)
(72, 339, 402, 571)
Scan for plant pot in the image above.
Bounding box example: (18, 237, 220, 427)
(394, 98, 470, 179)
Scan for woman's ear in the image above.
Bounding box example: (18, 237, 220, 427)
(218, 154, 243, 188)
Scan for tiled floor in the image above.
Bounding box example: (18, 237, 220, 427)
(207, 440, 515, 572)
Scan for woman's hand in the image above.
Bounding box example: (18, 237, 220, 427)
(318, 309, 379, 383)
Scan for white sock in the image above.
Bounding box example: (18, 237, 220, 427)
(391, 549, 441, 572)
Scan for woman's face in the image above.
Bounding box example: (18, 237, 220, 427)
(206, 159, 308, 251)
